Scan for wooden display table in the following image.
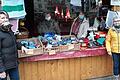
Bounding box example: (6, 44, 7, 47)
(19, 47, 113, 80)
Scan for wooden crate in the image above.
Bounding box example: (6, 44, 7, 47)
(40, 35, 80, 54)
(17, 38, 44, 58)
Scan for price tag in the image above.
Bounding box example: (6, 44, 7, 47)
(49, 50, 56, 55)
(68, 44, 74, 50)
(26, 49, 34, 54)
(82, 43, 86, 47)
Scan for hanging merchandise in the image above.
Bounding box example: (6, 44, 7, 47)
(99, 17, 106, 31)
(56, 0, 59, 3)
(95, 0, 99, 5)
(106, 10, 120, 28)
(93, 17, 100, 28)
(70, 0, 82, 7)
(65, 7, 71, 19)
(111, 0, 120, 6)
(55, 6, 60, 15)
(61, 9, 64, 18)
(91, 0, 96, 9)
(1, 0, 26, 19)
(99, 5, 109, 17)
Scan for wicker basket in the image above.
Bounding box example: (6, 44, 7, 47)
(17, 27, 29, 39)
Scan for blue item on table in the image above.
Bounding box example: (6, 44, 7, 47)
(97, 37, 105, 45)
(44, 32, 55, 38)
(21, 40, 36, 49)
(21, 40, 28, 47)
(28, 41, 36, 49)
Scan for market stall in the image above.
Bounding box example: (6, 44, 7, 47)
(0, 0, 116, 80)
(17, 28, 112, 80)
(17, 0, 114, 80)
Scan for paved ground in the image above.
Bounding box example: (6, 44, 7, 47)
(7, 76, 113, 80)
(89, 76, 113, 80)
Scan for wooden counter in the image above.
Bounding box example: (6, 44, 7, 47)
(19, 47, 113, 80)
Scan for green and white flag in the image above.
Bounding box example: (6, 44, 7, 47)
(1, 0, 26, 18)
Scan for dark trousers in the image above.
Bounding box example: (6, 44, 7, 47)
(0, 67, 19, 80)
(112, 53, 120, 76)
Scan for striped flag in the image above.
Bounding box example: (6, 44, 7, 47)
(1, 0, 26, 18)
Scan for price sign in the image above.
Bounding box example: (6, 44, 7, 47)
(26, 49, 34, 54)
(49, 50, 56, 55)
(68, 44, 74, 50)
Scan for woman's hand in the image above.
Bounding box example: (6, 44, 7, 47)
(0, 72, 6, 78)
(108, 51, 112, 56)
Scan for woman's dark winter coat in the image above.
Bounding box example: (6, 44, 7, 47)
(0, 29, 19, 72)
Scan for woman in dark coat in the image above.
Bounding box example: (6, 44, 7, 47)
(0, 11, 20, 80)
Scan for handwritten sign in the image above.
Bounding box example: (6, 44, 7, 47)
(68, 44, 74, 50)
(82, 43, 86, 47)
(49, 50, 56, 55)
(26, 49, 34, 54)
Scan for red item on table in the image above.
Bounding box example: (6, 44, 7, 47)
(95, 34, 100, 39)
(83, 38, 89, 45)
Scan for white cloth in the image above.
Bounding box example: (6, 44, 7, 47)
(70, 0, 82, 6)
(95, 0, 99, 5)
(1, 0, 26, 18)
